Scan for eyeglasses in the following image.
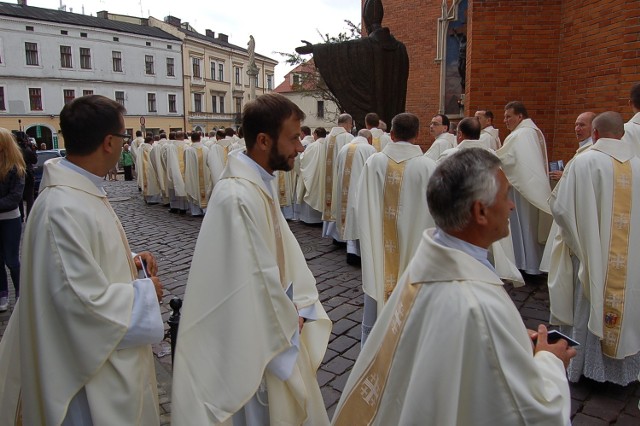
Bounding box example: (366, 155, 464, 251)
(111, 133, 132, 143)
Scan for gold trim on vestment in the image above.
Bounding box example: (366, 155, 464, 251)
(602, 159, 632, 357)
(142, 148, 149, 194)
(339, 144, 358, 239)
(333, 281, 421, 425)
(223, 145, 230, 165)
(323, 135, 337, 221)
(372, 136, 381, 152)
(382, 159, 406, 301)
(266, 194, 287, 288)
(101, 198, 138, 278)
(178, 145, 186, 177)
(278, 171, 287, 206)
(196, 148, 208, 208)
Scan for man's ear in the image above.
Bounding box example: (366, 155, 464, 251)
(471, 200, 489, 226)
(103, 134, 115, 154)
(255, 132, 271, 151)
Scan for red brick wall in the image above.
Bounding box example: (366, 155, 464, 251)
(365, 0, 640, 156)
(550, 0, 640, 162)
(467, 0, 562, 158)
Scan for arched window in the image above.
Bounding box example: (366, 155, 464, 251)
(436, 0, 468, 117)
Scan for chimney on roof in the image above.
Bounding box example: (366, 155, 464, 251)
(217, 33, 229, 43)
(206, 30, 215, 38)
(97, 11, 108, 19)
(18, 0, 27, 5)
(165, 15, 181, 27)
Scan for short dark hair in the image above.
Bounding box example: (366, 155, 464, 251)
(301, 126, 311, 136)
(505, 101, 529, 118)
(483, 110, 494, 121)
(144, 136, 153, 144)
(630, 83, 640, 110)
(458, 117, 481, 140)
(191, 132, 201, 142)
(435, 113, 450, 132)
(136, 130, 143, 137)
(216, 130, 225, 139)
(313, 127, 327, 138)
(243, 93, 305, 150)
(60, 95, 125, 156)
(224, 127, 235, 137)
(169, 131, 176, 140)
(365, 112, 380, 127)
(391, 113, 420, 141)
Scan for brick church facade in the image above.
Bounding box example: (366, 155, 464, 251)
(373, 0, 640, 162)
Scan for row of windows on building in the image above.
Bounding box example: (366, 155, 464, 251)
(0, 86, 183, 114)
(0, 86, 249, 116)
(21, 41, 274, 89)
(192, 56, 274, 90)
(21, 41, 178, 76)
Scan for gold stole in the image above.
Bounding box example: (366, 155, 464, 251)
(372, 136, 381, 152)
(278, 172, 288, 206)
(196, 148, 208, 208)
(101, 198, 138, 277)
(266, 193, 287, 288)
(333, 280, 421, 425)
(142, 146, 149, 194)
(178, 145, 186, 178)
(383, 159, 406, 301)
(602, 159, 632, 357)
(323, 135, 337, 221)
(223, 145, 230, 165)
(339, 144, 358, 238)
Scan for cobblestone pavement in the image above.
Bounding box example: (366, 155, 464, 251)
(1, 178, 639, 425)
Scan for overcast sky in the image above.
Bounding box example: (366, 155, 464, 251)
(26, 0, 362, 83)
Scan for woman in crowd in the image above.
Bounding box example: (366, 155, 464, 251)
(0, 128, 26, 311)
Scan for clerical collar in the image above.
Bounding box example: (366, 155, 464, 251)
(578, 137, 592, 148)
(60, 158, 107, 195)
(394, 141, 412, 145)
(238, 151, 276, 198)
(433, 228, 497, 274)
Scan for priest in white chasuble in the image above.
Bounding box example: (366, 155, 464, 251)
(140, 135, 162, 204)
(296, 127, 328, 224)
(322, 114, 354, 240)
(0, 95, 164, 425)
(357, 113, 437, 344)
(437, 117, 524, 286)
(172, 94, 331, 426)
(150, 133, 169, 204)
(184, 132, 212, 217)
(623, 83, 640, 154)
(165, 132, 190, 213)
(332, 148, 575, 426)
(549, 112, 640, 385)
(335, 129, 376, 264)
(424, 113, 457, 161)
(496, 101, 552, 275)
(207, 131, 236, 188)
(475, 109, 502, 150)
(365, 112, 392, 152)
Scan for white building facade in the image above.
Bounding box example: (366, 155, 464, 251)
(0, 3, 184, 148)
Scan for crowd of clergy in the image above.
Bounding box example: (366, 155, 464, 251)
(2, 84, 640, 424)
(136, 86, 640, 423)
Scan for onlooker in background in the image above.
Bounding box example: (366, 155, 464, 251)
(0, 128, 26, 311)
(39, 142, 47, 150)
(15, 131, 37, 221)
(120, 143, 134, 181)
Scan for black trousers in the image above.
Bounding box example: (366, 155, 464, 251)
(124, 165, 133, 181)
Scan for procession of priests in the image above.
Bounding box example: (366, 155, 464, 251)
(2, 79, 640, 425)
